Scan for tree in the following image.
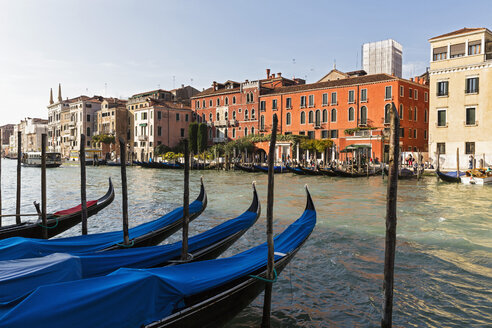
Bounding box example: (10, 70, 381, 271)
(155, 144, 171, 155)
(197, 123, 208, 153)
(188, 122, 198, 154)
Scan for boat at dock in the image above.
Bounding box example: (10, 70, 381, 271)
(234, 163, 258, 173)
(253, 164, 288, 173)
(460, 169, 492, 185)
(0, 183, 260, 303)
(21, 152, 62, 168)
(0, 178, 114, 240)
(0, 187, 315, 328)
(436, 170, 465, 183)
(0, 180, 207, 261)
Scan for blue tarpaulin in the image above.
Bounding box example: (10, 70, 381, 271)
(0, 209, 257, 303)
(0, 200, 203, 261)
(0, 208, 316, 328)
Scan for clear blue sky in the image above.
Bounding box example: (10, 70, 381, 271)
(0, 0, 490, 126)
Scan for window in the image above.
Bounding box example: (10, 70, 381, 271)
(209, 100, 212, 107)
(384, 104, 391, 124)
(203, 100, 206, 108)
(433, 49, 447, 61)
(315, 110, 321, 126)
(308, 95, 314, 107)
(244, 127, 248, 136)
(437, 109, 447, 127)
(413, 129, 417, 139)
(251, 109, 255, 119)
(466, 107, 476, 125)
(272, 99, 278, 110)
(195, 100, 200, 109)
(300, 96, 306, 108)
(216, 112, 220, 121)
(307, 131, 315, 139)
(331, 108, 337, 122)
(348, 107, 355, 121)
(399, 104, 403, 120)
(232, 96, 236, 104)
(225, 112, 228, 120)
(260, 115, 265, 130)
(425, 92, 428, 102)
(244, 109, 249, 120)
(86, 127, 90, 136)
(225, 97, 228, 105)
(176, 113, 180, 121)
(157, 111, 162, 120)
(322, 93, 328, 106)
(424, 130, 427, 140)
(424, 109, 428, 123)
(414, 107, 417, 121)
(409, 88, 413, 99)
(465, 142, 475, 155)
(408, 128, 412, 138)
(468, 43, 481, 55)
(142, 112, 147, 120)
(322, 109, 328, 122)
(331, 92, 337, 105)
(400, 86, 404, 97)
(251, 127, 255, 135)
(299, 131, 305, 136)
(360, 106, 367, 125)
(232, 111, 236, 120)
(321, 130, 328, 139)
(286, 97, 292, 109)
(400, 127, 404, 138)
(466, 77, 479, 94)
(180, 128, 185, 138)
(415, 90, 419, 100)
(185, 114, 189, 122)
(308, 111, 314, 123)
(330, 130, 338, 139)
(360, 89, 367, 102)
(217, 98, 220, 106)
(286, 113, 291, 125)
(300, 111, 306, 124)
(87, 114, 90, 122)
(385, 86, 392, 100)
(348, 90, 355, 103)
(260, 101, 266, 111)
(157, 126, 162, 136)
(209, 113, 213, 121)
(232, 128, 236, 138)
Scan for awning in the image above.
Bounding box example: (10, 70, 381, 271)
(342, 144, 372, 151)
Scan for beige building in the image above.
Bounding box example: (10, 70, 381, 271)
(9, 118, 48, 155)
(428, 27, 492, 169)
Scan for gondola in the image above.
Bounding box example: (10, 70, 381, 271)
(0, 183, 260, 303)
(285, 165, 306, 175)
(0, 179, 207, 261)
(436, 170, 464, 183)
(253, 164, 288, 173)
(319, 167, 338, 177)
(333, 168, 369, 178)
(384, 167, 417, 179)
(0, 187, 315, 328)
(300, 166, 324, 176)
(0, 178, 115, 240)
(234, 163, 258, 173)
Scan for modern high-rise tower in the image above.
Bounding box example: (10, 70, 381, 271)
(362, 39, 403, 77)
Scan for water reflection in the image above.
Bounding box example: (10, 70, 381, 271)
(0, 160, 490, 327)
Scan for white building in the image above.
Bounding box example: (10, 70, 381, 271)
(362, 39, 403, 77)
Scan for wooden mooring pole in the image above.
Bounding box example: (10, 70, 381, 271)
(456, 148, 460, 179)
(80, 134, 88, 235)
(41, 134, 48, 239)
(261, 113, 278, 328)
(0, 131, 2, 227)
(119, 137, 129, 245)
(181, 140, 190, 261)
(381, 103, 400, 328)
(16, 131, 21, 224)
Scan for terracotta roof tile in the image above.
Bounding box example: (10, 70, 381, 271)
(429, 28, 487, 41)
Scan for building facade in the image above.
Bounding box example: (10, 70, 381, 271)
(362, 39, 403, 78)
(428, 27, 492, 169)
(47, 84, 71, 154)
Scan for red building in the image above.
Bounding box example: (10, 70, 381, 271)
(192, 69, 429, 162)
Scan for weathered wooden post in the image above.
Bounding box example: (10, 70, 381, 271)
(41, 134, 48, 239)
(456, 148, 460, 180)
(381, 102, 400, 328)
(16, 131, 21, 224)
(261, 114, 278, 328)
(119, 137, 129, 245)
(0, 131, 2, 226)
(80, 134, 88, 235)
(181, 140, 190, 261)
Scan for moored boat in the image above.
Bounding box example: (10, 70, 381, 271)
(21, 152, 62, 168)
(253, 164, 288, 173)
(461, 169, 492, 185)
(436, 170, 464, 183)
(234, 163, 258, 173)
(300, 166, 324, 176)
(0, 178, 115, 240)
(285, 165, 305, 175)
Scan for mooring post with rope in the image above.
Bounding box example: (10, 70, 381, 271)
(118, 137, 130, 246)
(0, 130, 2, 227)
(261, 113, 278, 328)
(381, 102, 400, 328)
(181, 140, 190, 261)
(80, 134, 88, 235)
(16, 131, 21, 224)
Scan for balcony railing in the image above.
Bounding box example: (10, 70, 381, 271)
(213, 137, 227, 143)
(137, 135, 148, 141)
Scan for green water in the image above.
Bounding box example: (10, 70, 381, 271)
(1, 160, 491, 327)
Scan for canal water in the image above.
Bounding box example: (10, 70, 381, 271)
(0, 159, 490, 327)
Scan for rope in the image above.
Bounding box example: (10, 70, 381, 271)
(116, 240, 135, 248)
(37, 217, 59, 229)
(249, 268, 278, 283)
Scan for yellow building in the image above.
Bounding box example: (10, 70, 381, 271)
(428, 27, 492, 169)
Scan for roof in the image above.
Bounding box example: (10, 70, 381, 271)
(192, 86, 241, 99)
(262, 74, 398, 96)
(147, 99, 191, 110)
(429, 27, 488, 41)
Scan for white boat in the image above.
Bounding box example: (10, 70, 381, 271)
(21, 152, 62, 168)
(461, 169, 492, 185)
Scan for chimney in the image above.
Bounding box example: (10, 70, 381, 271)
(181, 84, 184, 88)
(410, 77, 414, 82)
(277, 72, 282, 77)
(272, 73, 276, 78)
(49, 88, 54, 105)
(213, 81, 217, 90)
(266, 68, 271, 79)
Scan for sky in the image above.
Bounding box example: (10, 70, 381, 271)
(0, 0, 490, 126)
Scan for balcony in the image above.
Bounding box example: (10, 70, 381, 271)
(314, 122, 322, 129)
(354, 130, 371, 137)
(69, 136, 76, 141)
(213, 137, 227, 143)
(137, 135, 148, 141)
(207, 122, 214, 127)
(214, 119, 228, 127)
(228, 119, 238, 126)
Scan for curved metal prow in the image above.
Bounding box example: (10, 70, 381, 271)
(98, 177, 114, 203)
(197, 176, 206, 203)
(304, 184, 315, 211)
(246, 181, 260, 215)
